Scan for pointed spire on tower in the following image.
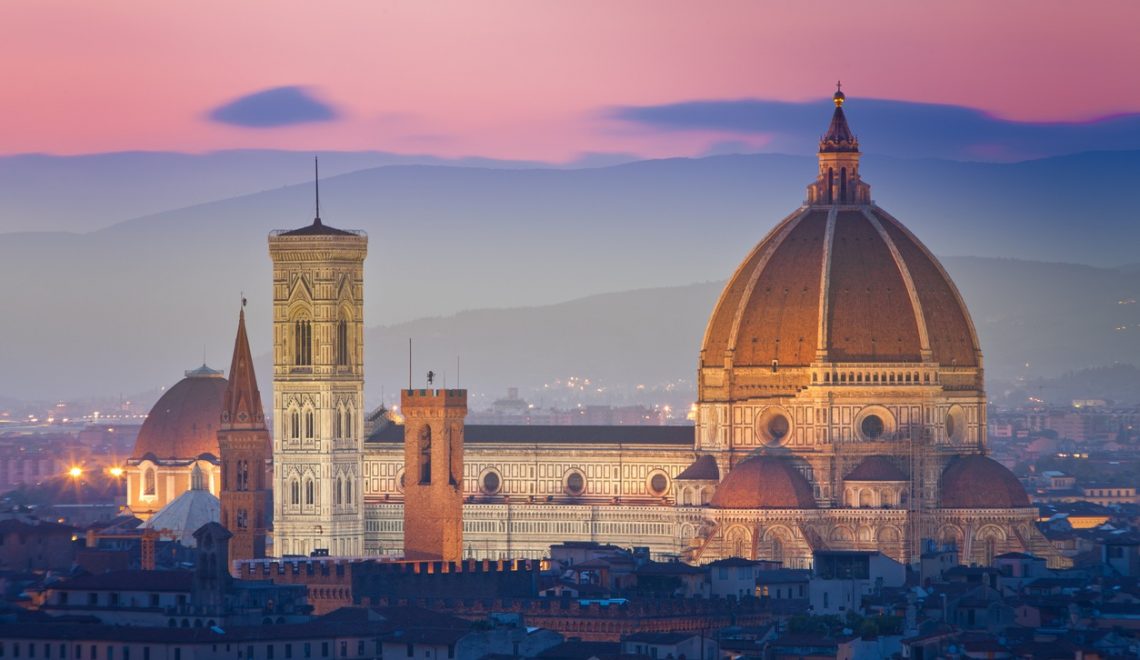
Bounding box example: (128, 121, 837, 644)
(820, 81, 858, 153)
(313, 156, 322, 227)
(221, 304, 265, 429)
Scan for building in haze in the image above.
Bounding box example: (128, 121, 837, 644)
(353, 88, 1062, 567)
(124, 88, 1059, 569)
(268, 202, 367, 558)
(124, 364, 226, 520)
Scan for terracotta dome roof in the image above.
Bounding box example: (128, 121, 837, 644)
(700, 91, 979, 373)
(845, 455, 907, 482)
(940, 455, 1030, 508)
(700, 206, 979, 370)
(131, 366, 228, 460)
(676, 455, 720, 481)
(710, 455, 817, 509)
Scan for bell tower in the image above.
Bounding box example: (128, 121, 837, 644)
(218, 304, 271, 567)
(401, 388, 466, 561)
(269, 162, 367, 557)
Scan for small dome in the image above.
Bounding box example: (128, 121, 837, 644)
(132, 367, 228, 460)
(845, 456, 907, 482)
(710, 455, 817, 509)
(940, 455, 1030, 508)
(676, 455, 720, 481)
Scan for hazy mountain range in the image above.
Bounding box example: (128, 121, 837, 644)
(0, 151, 1138, 403)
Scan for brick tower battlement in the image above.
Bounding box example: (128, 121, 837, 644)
(402, 388, 467, 562)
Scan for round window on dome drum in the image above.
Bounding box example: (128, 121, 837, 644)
(861, 415, 884, 440)
(481, 470, 501, 495)
(565, 471, 585, 496)
(768, 415, 789, 441)
(649, 472, 668, 496)
(755, 407, 793, 447)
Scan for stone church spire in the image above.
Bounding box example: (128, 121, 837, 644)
(218, 303, 271, 568)
(221, 305, 265, 430)
(807, 82, 871, 205)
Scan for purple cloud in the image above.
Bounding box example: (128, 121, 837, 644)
(208, 86, 338, 128)
(610, 98, 1140, 161)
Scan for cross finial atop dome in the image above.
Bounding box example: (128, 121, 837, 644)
(820, 84, 857, 153)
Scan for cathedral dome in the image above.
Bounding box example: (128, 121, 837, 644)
(699, 90, 980, 376)
(700, 206, 979, 370)
(710, 455, 817, 509)
(132, 365, 228, 460)
(939, 455, 1030, 508)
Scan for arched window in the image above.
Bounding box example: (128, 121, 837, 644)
(336, 319, 349, 366)
(144, 467, 156, 496)
(827, 167, 834, 204)
(290, 479, 300, 506)
(345, 408, 353, 439)
(334, 407, 343, 439)
(304, 410, 315, 439)
(294, 320, 312, 366)
(305, 479, 315, 505)
(840, 166, 847, 202)
(335, 477, 343, 505)
(346, 477, 353, 504)
(290, 409, 300, 439)
(236, 460, 249, 491)
(419, 425, 432, 484)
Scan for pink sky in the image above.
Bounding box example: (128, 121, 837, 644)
(3, 0, 1138, 161)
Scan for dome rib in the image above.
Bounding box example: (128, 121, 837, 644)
(825, 211, 922, 362)
(700, 207, 810, 369)
(861, 207, 931, 359)
(874, 207, 982, 368)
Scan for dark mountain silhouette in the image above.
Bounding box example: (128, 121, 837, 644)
(1, 152, 1138, 400)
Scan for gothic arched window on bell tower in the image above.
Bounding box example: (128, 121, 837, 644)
(345, 407, 353, 439)
(293, 319, 312, 366)
(346, 477, 353, 505)
(419, 425, 432, 484)
(304, 409, 315, 439)
(336, 319, 349, 366)
(305, 478, 315, 505)
(290, 479, 300, 506)
(290, 409, 301, 440)
(334, 405, 343, 439)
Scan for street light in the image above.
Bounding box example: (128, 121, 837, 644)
(109, 466, 124, 478)
(68, 466, 83, 478)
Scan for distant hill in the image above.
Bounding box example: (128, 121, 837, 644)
(0, 149, 563, 234)
(2, 152, 1139, 400)
(355, 258, 1140, 409)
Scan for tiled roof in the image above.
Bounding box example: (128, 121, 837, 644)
(675, 454, 719, 481)
(844, 455, 907, 482)
(53, 569, 193, 592)
(367, 424, 693, 446)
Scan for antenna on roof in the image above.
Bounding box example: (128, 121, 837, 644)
(314, 156, 321, 225)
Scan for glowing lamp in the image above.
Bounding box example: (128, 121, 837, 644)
(68, 466, 83, 478)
